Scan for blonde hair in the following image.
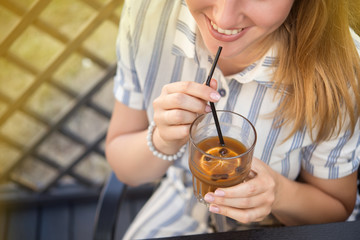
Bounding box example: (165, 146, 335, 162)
(272, 0, 360, 142)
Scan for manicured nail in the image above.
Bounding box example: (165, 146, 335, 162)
(210, 92, 221, 101)
(204, 193, 214, 202)
(205, 105, 212, 112)
(209, 205, 219, 213)
(214, 189, 225, 197)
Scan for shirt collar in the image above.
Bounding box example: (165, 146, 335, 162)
(228, 47, 278, 85)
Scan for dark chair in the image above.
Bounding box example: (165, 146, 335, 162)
(93, 173, 156, 240)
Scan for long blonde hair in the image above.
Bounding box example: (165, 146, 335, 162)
(273, 0, 360, 142)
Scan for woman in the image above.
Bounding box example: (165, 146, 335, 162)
(106, 0, 360, 238)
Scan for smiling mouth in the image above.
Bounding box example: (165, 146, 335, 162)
(210, 20, 245, 35)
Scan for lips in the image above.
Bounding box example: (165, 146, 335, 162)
(206, 17, 248, 42)
(210, 20, 244, 35)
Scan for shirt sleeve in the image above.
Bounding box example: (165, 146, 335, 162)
(113, 0, 145, 110)
(302, 121, 360, 179)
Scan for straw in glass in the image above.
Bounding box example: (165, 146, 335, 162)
(205, 46, 225, 146)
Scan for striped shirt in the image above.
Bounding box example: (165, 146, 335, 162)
(114, 0, 360, 238)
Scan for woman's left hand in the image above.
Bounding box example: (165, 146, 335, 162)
(204, 157, 279, 223)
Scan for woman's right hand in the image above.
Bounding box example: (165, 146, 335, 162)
(152, 79, 221, 155)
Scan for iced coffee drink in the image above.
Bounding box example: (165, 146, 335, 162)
(189, 111, 256, 203)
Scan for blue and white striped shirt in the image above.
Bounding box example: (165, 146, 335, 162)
(114, 0, 360, 238)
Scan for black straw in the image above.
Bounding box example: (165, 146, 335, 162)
(206, 46, 225, 146)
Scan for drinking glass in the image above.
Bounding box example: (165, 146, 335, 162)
(189, 110, 257, 203)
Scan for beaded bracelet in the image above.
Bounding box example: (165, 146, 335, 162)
(146, 121, 187, 161)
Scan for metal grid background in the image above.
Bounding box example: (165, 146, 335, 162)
(0, 0, 122, 204)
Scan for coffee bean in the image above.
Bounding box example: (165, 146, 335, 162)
(219, 148, 228, 156)
(211, 173, 229, 181)
(236, 166, 244, 173)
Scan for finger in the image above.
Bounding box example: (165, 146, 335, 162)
(156, 124, 190, 141)
(162, 81, 221, 102)
(207, 78, 218, 90)
(246, 170, 258, 180)
(163, 109, 198, 125)
(205, 191, 270, 209)
(160, 92, 208, 113)
(214, 178, 266, 198)
(209, 204, 271, 224)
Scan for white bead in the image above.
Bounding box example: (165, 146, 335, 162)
(146, 121, 186, 161)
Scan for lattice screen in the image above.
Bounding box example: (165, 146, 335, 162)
(0, 0, 122, 196)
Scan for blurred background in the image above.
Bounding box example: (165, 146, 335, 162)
(0, 0, 123, 239)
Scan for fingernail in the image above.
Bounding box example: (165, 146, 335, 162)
(214, 189, 225, 197)
(210, 92, 221, 101)
(205, 105, 211, 112)
(209, 205, 219, 213)
(204, 193, 214, 202)
(248, 170, 257, 179)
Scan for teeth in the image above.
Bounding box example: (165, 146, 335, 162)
(211, 21, 244, 35)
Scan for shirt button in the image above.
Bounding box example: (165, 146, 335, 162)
(219, 88, 226, 97)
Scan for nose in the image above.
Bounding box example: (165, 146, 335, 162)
(213, 0, 245, 29)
